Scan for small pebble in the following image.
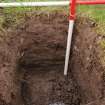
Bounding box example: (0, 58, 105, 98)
(89, 45, 92, 50)
(49, 102, 65, 105)
(86, 57, 90, 61)
(74, 46, 79, 51)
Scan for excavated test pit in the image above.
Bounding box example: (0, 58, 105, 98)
(0, 12, 105, 105)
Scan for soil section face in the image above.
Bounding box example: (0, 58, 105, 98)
(0, 12, 104, 105)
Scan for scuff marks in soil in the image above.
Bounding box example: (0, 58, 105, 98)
(0, 12, 104, 105)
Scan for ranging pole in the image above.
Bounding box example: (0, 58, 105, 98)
(0, 1, 105, 7)
(64, 0, 76, 75)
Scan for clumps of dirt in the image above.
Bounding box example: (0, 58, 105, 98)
(21, 70, 80, 105)
(70, 18, 105, 104)
(0, 95, 10, 105)
(0, 12, 104, 105)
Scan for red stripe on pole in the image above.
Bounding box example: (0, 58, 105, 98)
(69, 0, 105, 20)
(77, 0, 105, 5)
(70, 0, 76, 20)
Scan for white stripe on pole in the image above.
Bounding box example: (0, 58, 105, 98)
(64, 20, 74, 75)
(0, 1, 69, 7)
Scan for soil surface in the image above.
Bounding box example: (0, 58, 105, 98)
(0, 12, 105, 105)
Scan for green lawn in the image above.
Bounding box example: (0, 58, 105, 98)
(0, 1, 105, 35)
(77, 5, 105, 35)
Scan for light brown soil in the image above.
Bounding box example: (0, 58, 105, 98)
(0, 12, 105, 105)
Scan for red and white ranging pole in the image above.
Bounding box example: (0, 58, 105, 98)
(64, 0, 76, 76)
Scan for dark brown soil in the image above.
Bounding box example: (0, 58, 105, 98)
(0, 12, 105, 105)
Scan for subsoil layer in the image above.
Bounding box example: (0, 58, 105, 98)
(0, 12, 105, 105)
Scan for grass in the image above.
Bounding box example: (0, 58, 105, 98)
(0, 1, 105, 33)
(77, 5, 105, 35)
(0, 0, 67, 28)
(0, 1, 105, 35)
(77, 5, 105, 65)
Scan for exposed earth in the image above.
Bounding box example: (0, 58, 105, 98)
(0, 12, 105, 105)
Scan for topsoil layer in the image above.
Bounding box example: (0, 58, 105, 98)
(0, 12, 105, 105)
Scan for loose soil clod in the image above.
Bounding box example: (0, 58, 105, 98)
(0, 12, 104, 105)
